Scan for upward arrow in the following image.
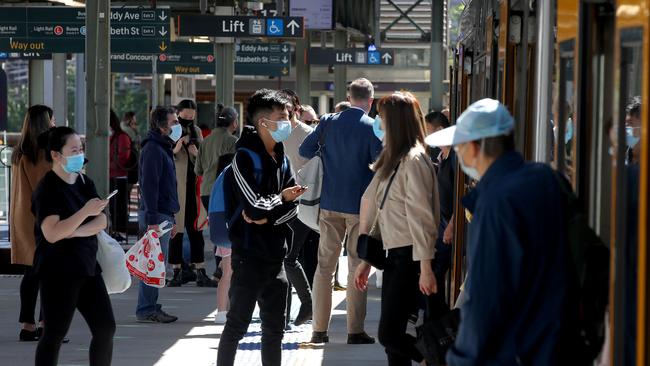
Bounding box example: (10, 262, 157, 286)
(287, 20, 300, 35)
(159, 11, 168, 21)
(382, 52, 392, 64)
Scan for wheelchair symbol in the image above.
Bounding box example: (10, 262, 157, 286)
(266, 19, 284, 36)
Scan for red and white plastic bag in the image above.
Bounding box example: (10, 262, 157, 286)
(125, 221, 172, 288)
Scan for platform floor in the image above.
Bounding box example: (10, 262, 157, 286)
(0, 259, 392, 366)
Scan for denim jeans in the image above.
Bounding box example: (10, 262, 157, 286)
(136, 211, 174, 317)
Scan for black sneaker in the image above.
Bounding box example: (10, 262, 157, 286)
(19, 329, 38, 342)
(167, 268, 183, 287)
(181, 264, 197, 284)
(310, 331, 329, 344)
(136, 310, 178, 324)
(293, 303, 313, 326)
(196, 268, 219, 287)
(347, 332, 375, 344)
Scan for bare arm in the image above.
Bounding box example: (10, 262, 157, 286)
(67, 213, 107, 238)
(40, 198, 107, 243)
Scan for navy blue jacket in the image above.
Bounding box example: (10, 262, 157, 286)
(139, 129, 180, 225)
(447, 151, 570, 366)
(299, 108, 382, 214)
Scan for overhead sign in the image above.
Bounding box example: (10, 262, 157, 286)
(0, 69, 6, 131)
(308, 48, 395, 66)
(0, 7, 170, 54)
(289, 0, 333, 30)
(111, 42, 215, 74)
(0, 51, 51, 59)
(177, 15, 304, 39)
(235, 42, 291, 77)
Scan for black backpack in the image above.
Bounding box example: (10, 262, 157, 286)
(553, 171, 609, 364)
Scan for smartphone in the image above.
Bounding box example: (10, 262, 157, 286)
(105, 189, 119, 200)
(299, 185, 308, 191)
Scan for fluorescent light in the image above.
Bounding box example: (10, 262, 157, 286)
(48, 0, 86, 6)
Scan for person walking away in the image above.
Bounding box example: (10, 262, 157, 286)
(32, 126, 115, 366)
(195, 106, 239, 323)
(425, 99, 572, 365)
(136, 106, 181, 323)
(10, 105, 55, 341)
(217, 89, 305, 366)
(280, 89, 315, 326)
(167, 100, 216, 287)
(299, 78, 383, 344)
(424, 111, 456, 301)
(108, 110, 132, 239)
(354, 92, 439, 366)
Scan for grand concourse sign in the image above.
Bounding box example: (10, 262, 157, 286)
(0, 7, 170, 53)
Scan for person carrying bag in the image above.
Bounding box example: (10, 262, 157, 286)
(354, 92, 440, 366)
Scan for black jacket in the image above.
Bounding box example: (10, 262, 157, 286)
(227, 126, 297, 263)
(139, 129, 180, 225)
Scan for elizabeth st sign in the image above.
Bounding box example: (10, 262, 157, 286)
(176, 15, 304, 38)
(0, 7, 170, 54)
(308, 48, 395, 66)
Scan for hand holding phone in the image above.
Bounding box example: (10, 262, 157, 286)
(105, 189, 119, 200)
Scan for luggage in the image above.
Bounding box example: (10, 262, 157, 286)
(125, 221, 172, 288)
(96, 230, 131, 294)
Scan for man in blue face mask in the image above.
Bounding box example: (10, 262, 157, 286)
(217, 89, 306, 366)
(426, 99, 573, 365)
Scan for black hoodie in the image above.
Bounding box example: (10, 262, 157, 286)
(226, 126, 297, 263)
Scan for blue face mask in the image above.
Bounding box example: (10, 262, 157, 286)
(62, 153, 85, 174)
(169, 123, 182, 142)
(373, 116, 384, 141)
(267, 120, 292, 142)
(626, 126, 640, 148)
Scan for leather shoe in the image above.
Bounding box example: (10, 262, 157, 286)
(347, 332, 375, 344)
(310, 331, 329, 343)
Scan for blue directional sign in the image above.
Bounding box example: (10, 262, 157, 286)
(367, 51, 381, 65)
(177, 15, 304, 39)
(308, 48, 395, 66)
(235, 42, 291, 76)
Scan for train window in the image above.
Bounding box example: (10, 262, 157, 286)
(556, 40, 577, 185)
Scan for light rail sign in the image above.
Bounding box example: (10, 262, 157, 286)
(235, 42, 291, 77)
(308, 48, 395, 66)
(177, 15, 304, 39)
(0, 7, 171, 54)
(111, 42, 214, 74)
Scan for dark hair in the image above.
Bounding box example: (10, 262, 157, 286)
(45, 126, 77, 163)
(122, 111, 136, 123)
(335, 101, 351, 112)
(348, 78, 374, 101)
(280, 89, 301, 111)
(372, 92, 426, 180)
(13, 105, 54, 164)
(626, 96, 641, 119)
(150, 106, 176, 130)
(217, 107, 238, 128)
(246, 89, 289, 127)
(473, 133, 516, 158)
(176, 99, 197, 111)
(425, 111, 450, 129)
(110, 109, 123, 135)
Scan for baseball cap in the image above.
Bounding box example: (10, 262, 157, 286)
(425, 98, 514, 147)
(218, 107, 238, 123)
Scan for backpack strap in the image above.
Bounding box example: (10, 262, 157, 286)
(238, 147, 263, 184)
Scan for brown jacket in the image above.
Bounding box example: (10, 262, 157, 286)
(174, 125, 206, 232)
(362, 145, 439, 261)
(10, 151, 51, 265)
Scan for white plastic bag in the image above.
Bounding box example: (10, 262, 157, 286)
(96, 230, 132, 294)
(125, 221, 172, 288)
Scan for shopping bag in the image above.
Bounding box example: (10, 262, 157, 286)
(125, 221, 172, 288)
(96, 230, 131, 294)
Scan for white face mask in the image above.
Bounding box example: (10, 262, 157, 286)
(456, 142, 482, 181)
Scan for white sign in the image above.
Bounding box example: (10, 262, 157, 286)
(171, 75, 196, 106)
(289, 0, 333, 30)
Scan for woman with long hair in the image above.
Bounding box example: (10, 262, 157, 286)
(354, 92, 440, 365)
(33, 126, 115, 366)
(10, 105, 55, 341)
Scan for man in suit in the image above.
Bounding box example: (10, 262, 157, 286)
(300, 78, 383, 344)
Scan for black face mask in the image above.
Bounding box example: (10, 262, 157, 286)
(178, 117, 194, 127)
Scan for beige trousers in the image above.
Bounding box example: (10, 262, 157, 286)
(312, 209, 367, 334)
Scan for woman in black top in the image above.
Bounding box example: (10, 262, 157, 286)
(32, 127, 115, 366)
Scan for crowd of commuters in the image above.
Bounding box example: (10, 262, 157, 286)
(9, 77, 636, 366)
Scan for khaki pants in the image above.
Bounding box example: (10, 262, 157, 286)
(312, 209, 367, 334)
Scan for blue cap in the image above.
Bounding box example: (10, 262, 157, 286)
(425, 98, 514, 147)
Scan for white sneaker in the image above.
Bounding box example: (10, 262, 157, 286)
(375, 270, 383, 289)
(214, 311, 228, 325)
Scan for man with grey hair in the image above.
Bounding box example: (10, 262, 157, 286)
(300, 78, 382, 344)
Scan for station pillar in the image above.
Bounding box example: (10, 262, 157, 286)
(429, 0, 444, 111)
(75, 54, 86, 134)
(334, 30, 347, 106)
(85, 0, 111, 196)
(28, 60, 52, 107)
(215, 43, 235, 109)
(52, 53, 67, 125)
(296, 32, 311, 107)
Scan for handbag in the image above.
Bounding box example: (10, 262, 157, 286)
(357, 163, 400, 270)
(415, 296, 461, 365)
(296, 120, 329, 233)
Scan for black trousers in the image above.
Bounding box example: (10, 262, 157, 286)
(217, 259, 288, 366)
(19, 265, 41, 324)
(108, 177, 129, 232)
(169, 171, 205, 265)
(378, 246, 424, 366)
(36, 273, 115, 366)
(284, 220, 312, 310)
(300, 230, 319, 287)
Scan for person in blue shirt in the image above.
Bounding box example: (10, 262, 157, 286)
(300, 78, 383, 344)
(426, 99, 572, 365)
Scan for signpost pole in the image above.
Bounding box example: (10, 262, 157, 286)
(430, 0, 444, 111)
(151, 57, 158, 107)
(75, 54, 86, 134)
(214, 3, 235, 110)
(334, 30, 347, 105)
(85, 0, 111, 196)
(28, 60, 45, 106)
(52, 54, 67, 125)
(296, 32, 311, 107)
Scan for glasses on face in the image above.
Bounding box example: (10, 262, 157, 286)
(303, 119, 319, 125)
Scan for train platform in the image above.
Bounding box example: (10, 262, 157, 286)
(0, 259, 388, 366)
